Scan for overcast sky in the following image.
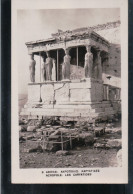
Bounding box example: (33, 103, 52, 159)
(17, 8, 120, 94)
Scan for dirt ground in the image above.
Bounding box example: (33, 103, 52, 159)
(19, 120, 121, 168)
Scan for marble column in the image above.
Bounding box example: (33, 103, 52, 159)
(29, 53, 36, 83)
(62, 48, 71, 80)
(84, 45, 93, 78)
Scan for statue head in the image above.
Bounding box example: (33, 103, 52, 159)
(43, 56, 45, 62)
(46, 51, 50, 57)
(97, 50, 101, 57)
(30, 53, 34, 60)
(86, 45, 91, 52)
(65, 48, 69, 55)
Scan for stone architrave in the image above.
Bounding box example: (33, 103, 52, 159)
(97, 51, 102, 80)
(42, 56, 47, 82)
(62, 48, 71, 80)
(29, 54, 36, 82)
(84, 45, 93, 78)
(45, 51, 53, 81)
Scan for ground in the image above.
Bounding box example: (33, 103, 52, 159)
(19, 119, 121, 168)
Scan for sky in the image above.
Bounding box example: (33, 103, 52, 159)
(17, 8, 120, 94)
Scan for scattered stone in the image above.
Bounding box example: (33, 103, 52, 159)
(105, 128, 113, 134)
(106, 123, 114, 128)
(117, 149, 122, 167)
(29, 145, 43, 153)
(36, 128, 43, 132)
(19, 119, 25, 125)
(46, 125, 51, 128)
(50, 130, 61, 136)
(78, 132, 95, 145)
(106, 139, 122, 149)
(22, 148, 29, 153)
(94, 127, 105, 137)
(53, 125, 61, 130)
(27, 135, 35, 140)
(19, 136, 26, 142)
(56, 150, 69, 156)
(113, 128, 121, 135)
(94, 143, 105, 148)
(19, 125, 27, 132)
(27, 126, 36, 132)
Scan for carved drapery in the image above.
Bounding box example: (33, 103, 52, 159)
(29, 54, 36, 83)
(62, 48, 71, 80)
(84, 45, 93, 78)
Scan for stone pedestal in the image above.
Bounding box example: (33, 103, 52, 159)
(21, 79, 118, 121)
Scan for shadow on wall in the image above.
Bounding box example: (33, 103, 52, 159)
(103, 43, 121, 78)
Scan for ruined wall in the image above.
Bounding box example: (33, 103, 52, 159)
(96, 23, 121, 88)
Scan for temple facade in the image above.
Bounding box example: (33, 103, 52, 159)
(21, 23, 121, 121)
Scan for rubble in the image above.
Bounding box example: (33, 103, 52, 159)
(94, 127, 105, 137)
(78, 132, 95, 145)
(106, 139, 122, 149)
(56, 150, 69, 156)
(29, 145, 43, 153)
(19, 125, 27, 132)
(27, 126, 37, 132)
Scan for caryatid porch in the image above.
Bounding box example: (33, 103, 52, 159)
(21, 30, 119, 121)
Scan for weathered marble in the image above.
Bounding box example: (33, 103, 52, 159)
(45, 52, 53, 81)
(28, 84, 40, 102)
(84, 45, 93, 78)
(62, 48, 71, 80)
(29, 54, 36, 82)
(42, 57, 47, 82)
(41, 84, 54, 103)
(54, 83, 70, 102)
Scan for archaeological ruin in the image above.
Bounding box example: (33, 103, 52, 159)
(21, 21, 121, 122)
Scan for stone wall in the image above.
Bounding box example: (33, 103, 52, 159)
(96, 24, 121, 89)
(27, 79, 103, 105)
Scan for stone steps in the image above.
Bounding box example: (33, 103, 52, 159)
(21, 107, 117, 118)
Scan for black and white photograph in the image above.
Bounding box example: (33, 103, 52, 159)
(12, 0, 128, 184)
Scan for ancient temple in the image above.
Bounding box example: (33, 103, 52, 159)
(21, 25, 121, 121)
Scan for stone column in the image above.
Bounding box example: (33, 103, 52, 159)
(62, 48, 71, 80)
(84, 45, 93, 78)
(29, 53, 36, 83)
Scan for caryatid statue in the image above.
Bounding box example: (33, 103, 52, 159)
(45, 51, 53, 81)
(97, 50, 102, 80)
(42, 56, 47, 82)
(62, 48, 71, 80)
(84, 45, 93, 78)
(29, 54, 36, 82)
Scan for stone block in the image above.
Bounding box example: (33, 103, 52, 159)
(27, 126, 36, 132)
(56, 150, 69, 156)
(106, 139, 122, 149)
(70, 88, 91, 102)
(41, 84, 54, 103)
(28, 85, 40, 102)
(54, 83, 70, 102)
(69, 82, 91, 89)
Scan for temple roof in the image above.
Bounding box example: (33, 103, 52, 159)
(25, 28, 109, 47)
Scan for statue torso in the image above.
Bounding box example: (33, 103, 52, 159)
(64, 55, 71, 64)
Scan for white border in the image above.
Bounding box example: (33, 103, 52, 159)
(12, 0, 128, 184)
